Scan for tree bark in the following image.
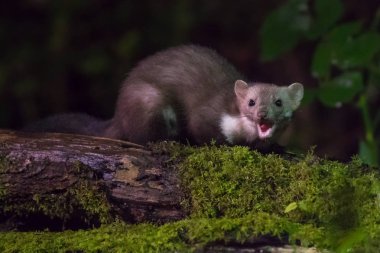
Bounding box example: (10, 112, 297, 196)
(0, 130, 321, 252)
(0, 130, 184, 230)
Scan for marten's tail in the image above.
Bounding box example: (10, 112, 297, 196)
(22, 113, 111, 137)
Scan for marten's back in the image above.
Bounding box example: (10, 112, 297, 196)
(121, 45, 243, 105)
(108, 45, 244, 143)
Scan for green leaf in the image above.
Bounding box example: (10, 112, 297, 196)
(311, 22, 362, 78)
(284, 202, 298, 213)
(306, 0, 343, 39)
(326, 21, 362, 44)
(297, 201, 309, 212)
(335, 32, 380, 69)
(260, 0, 310, 61)
(311, 41, 333, 78)
(335, 228, 367, 253)
(318, 72, 363, 107)
(359, 140, 379, 167)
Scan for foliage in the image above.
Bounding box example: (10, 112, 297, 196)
(261, 0, 380, 167)
(2, 143, 380, 252)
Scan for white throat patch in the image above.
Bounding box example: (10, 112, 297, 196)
(220, 114, 258, 144)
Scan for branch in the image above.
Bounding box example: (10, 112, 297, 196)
(0, 130, 184, 230)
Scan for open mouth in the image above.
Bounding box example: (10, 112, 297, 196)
(257, 120, 275, 139)
(259, 121, 273, 132)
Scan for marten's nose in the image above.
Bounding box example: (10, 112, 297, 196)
(257, 110, 268, 119)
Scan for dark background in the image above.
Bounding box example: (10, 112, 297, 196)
(0, 0, 379, 161)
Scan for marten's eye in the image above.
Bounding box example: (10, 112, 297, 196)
(275, 99, 282, 107)
(248, 99, 255, 107)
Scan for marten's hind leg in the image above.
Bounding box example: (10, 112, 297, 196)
(105, 83, 178, 144)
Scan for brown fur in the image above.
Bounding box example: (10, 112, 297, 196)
(104, 45, 243, 144)
(25, 45, 303, 147)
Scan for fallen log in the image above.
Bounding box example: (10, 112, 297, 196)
(0, 130, 184, 230)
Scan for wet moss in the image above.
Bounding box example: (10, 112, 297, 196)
(30, 180, 113, 225)
(1, 171, 112, 229)
(0, 214, 319, 253)
(154, 142, 380, 251)
(1, 142, 380, 252)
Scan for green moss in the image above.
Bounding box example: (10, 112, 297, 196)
(0, 214, 322, 253)
(1, 142, 380, 252)
(0, 157, 112, 227)
(1, 180, 112, 227)
(163, 143, 380, 251)
(32, 180, 112, 224)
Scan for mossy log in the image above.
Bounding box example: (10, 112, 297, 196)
(0, 130, 184, 230)
(0, 130, 336, 252)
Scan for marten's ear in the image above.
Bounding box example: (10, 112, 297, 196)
(234, 80, 249, 99)
(287, 83, 304, 110)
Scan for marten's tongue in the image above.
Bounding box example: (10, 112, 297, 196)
(259, 121, 273, 132)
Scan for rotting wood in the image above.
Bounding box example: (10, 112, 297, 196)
(0, 130, 184, 230)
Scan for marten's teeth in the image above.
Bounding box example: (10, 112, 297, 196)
(259, 123, 271, 132)
(259, 120, 274, 133)
(257, 121, 275, 139)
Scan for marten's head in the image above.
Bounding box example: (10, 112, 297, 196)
(234, 80, 304, 140)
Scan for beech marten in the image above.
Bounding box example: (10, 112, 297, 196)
(25, 45, 304, 147)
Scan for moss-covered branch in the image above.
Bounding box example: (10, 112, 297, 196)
(1, 130, 380, 252)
